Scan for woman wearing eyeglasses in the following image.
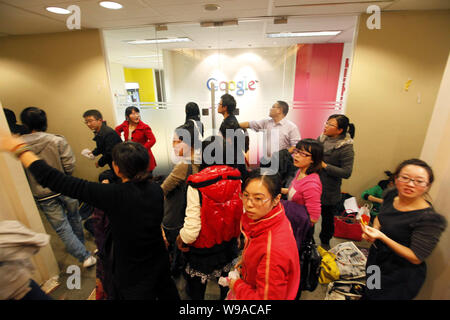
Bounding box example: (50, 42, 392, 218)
(281, 139, 324, 225)
(229, 170, 300, 300)
(318, 114, 355, 249)
(361, 159, 447, 300)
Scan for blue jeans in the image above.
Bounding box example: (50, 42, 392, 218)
(37, 195, 91, 262)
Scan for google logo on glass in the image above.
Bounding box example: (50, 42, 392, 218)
(206, 78, 259, 96)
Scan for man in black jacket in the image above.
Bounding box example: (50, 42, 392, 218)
(83, 109, 122, 171)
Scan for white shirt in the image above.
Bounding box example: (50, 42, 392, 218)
(249, 117, 301, 157)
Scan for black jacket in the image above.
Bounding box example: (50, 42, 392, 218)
(28, 160, 171, 298)
(92, 122, 122, 169)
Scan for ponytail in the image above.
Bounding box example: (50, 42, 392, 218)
(348, 123, 355, 139)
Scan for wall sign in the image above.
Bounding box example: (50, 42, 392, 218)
(206, 77, 259, 96)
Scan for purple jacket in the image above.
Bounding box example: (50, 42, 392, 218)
(281, 200, 312, 251)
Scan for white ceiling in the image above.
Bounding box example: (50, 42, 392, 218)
(1, 0, 449, 67)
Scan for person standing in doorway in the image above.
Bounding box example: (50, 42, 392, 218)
(115, 106, 157, 172)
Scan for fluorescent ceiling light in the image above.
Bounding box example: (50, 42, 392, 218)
(99, 1, 123, 10)
(267, 31, 341, 38)
(127, 38, 191, 44)
(46, 7, 71, 14)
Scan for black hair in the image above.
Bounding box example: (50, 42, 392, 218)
(220, 94, 236, 114)
(83, 109, 103, 120)
(4, 108, 17, 127)
(125, 106, 140, 120)
(378, 171, 394, 189)
(276, 100, 289, 116)
(199, 135, 226, 170)
(111, 142, 151, 183)
(295, 138, 324, 175)
(393, 158, 434, 185)
(174, 123, 200, 149)
(185, 102, 200, 122)
(242, 169, 282, 200)
(328, 114, 355, 139)
(20, 107, 47, 132)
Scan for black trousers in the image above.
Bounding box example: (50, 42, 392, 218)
(185, 271, 229, 300)
(319, 204, 338, 244)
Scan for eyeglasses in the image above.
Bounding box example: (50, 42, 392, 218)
(397, 175, 428, 187)
(324, 121, 337, 128)
(293, 149, 312, 157)
(239, 193, 271, 207)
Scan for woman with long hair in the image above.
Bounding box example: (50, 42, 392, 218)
(282, 138, 323, 225)
(0, 131, 179, 300)
(318, 114, 355, 248)
(361, 159, 447, 300)
(115, 106, 157, 172)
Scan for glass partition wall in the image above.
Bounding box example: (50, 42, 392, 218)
(102, 16, 356, 175)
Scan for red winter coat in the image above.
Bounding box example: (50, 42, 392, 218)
(115, 120, 157, 171)
(187, 165, 243, 248)
(233, 203, 300, 300)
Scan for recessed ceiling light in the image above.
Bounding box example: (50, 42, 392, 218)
(127, 38, 192, 44)
(204, 4, 220, 11)
(266, 31, 341, 38)
(99, 1, 123, 10)
(46, 7, 71, 14)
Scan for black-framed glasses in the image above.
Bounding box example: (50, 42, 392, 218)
(324, 121, 337, 128)
(397, 175, 428, 187)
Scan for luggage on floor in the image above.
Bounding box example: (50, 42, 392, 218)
(325, 279, 366, 300)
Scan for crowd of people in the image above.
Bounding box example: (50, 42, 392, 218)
(0, 95, 447, 300)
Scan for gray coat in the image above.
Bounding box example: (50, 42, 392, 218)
(22, 131, 75, 200)
(318, 134, 355, 206)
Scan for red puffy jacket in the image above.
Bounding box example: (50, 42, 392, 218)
(233, 203, 300, 300)
(187, 165, 243, 249)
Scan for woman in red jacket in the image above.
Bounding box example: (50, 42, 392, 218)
(115, 106, 157, 171)
(230, 170, 300, 300)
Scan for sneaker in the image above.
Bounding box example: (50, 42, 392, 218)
(83, 255, 97, 268)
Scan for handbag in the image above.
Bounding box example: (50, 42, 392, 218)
(333, 211, 363, 241)
(324, 279, 366, 300)
(299, 234, 322, 292)
(317, 246, 340, 284)
(329, 241, 367, 280)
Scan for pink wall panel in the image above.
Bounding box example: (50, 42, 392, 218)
(293, 43, 344, 139)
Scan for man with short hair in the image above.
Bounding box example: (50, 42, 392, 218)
(20, 107, 96, 268)
(218, 94, 247, 179)
(82, 109, 122, 171)
(240, 100, 301, 157)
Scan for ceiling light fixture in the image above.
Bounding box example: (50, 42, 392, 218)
(266, 31, 341, 38)
(99, 1, 123, 10)
(46, 7, 71, 14)
(127, 38, 192, 44)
